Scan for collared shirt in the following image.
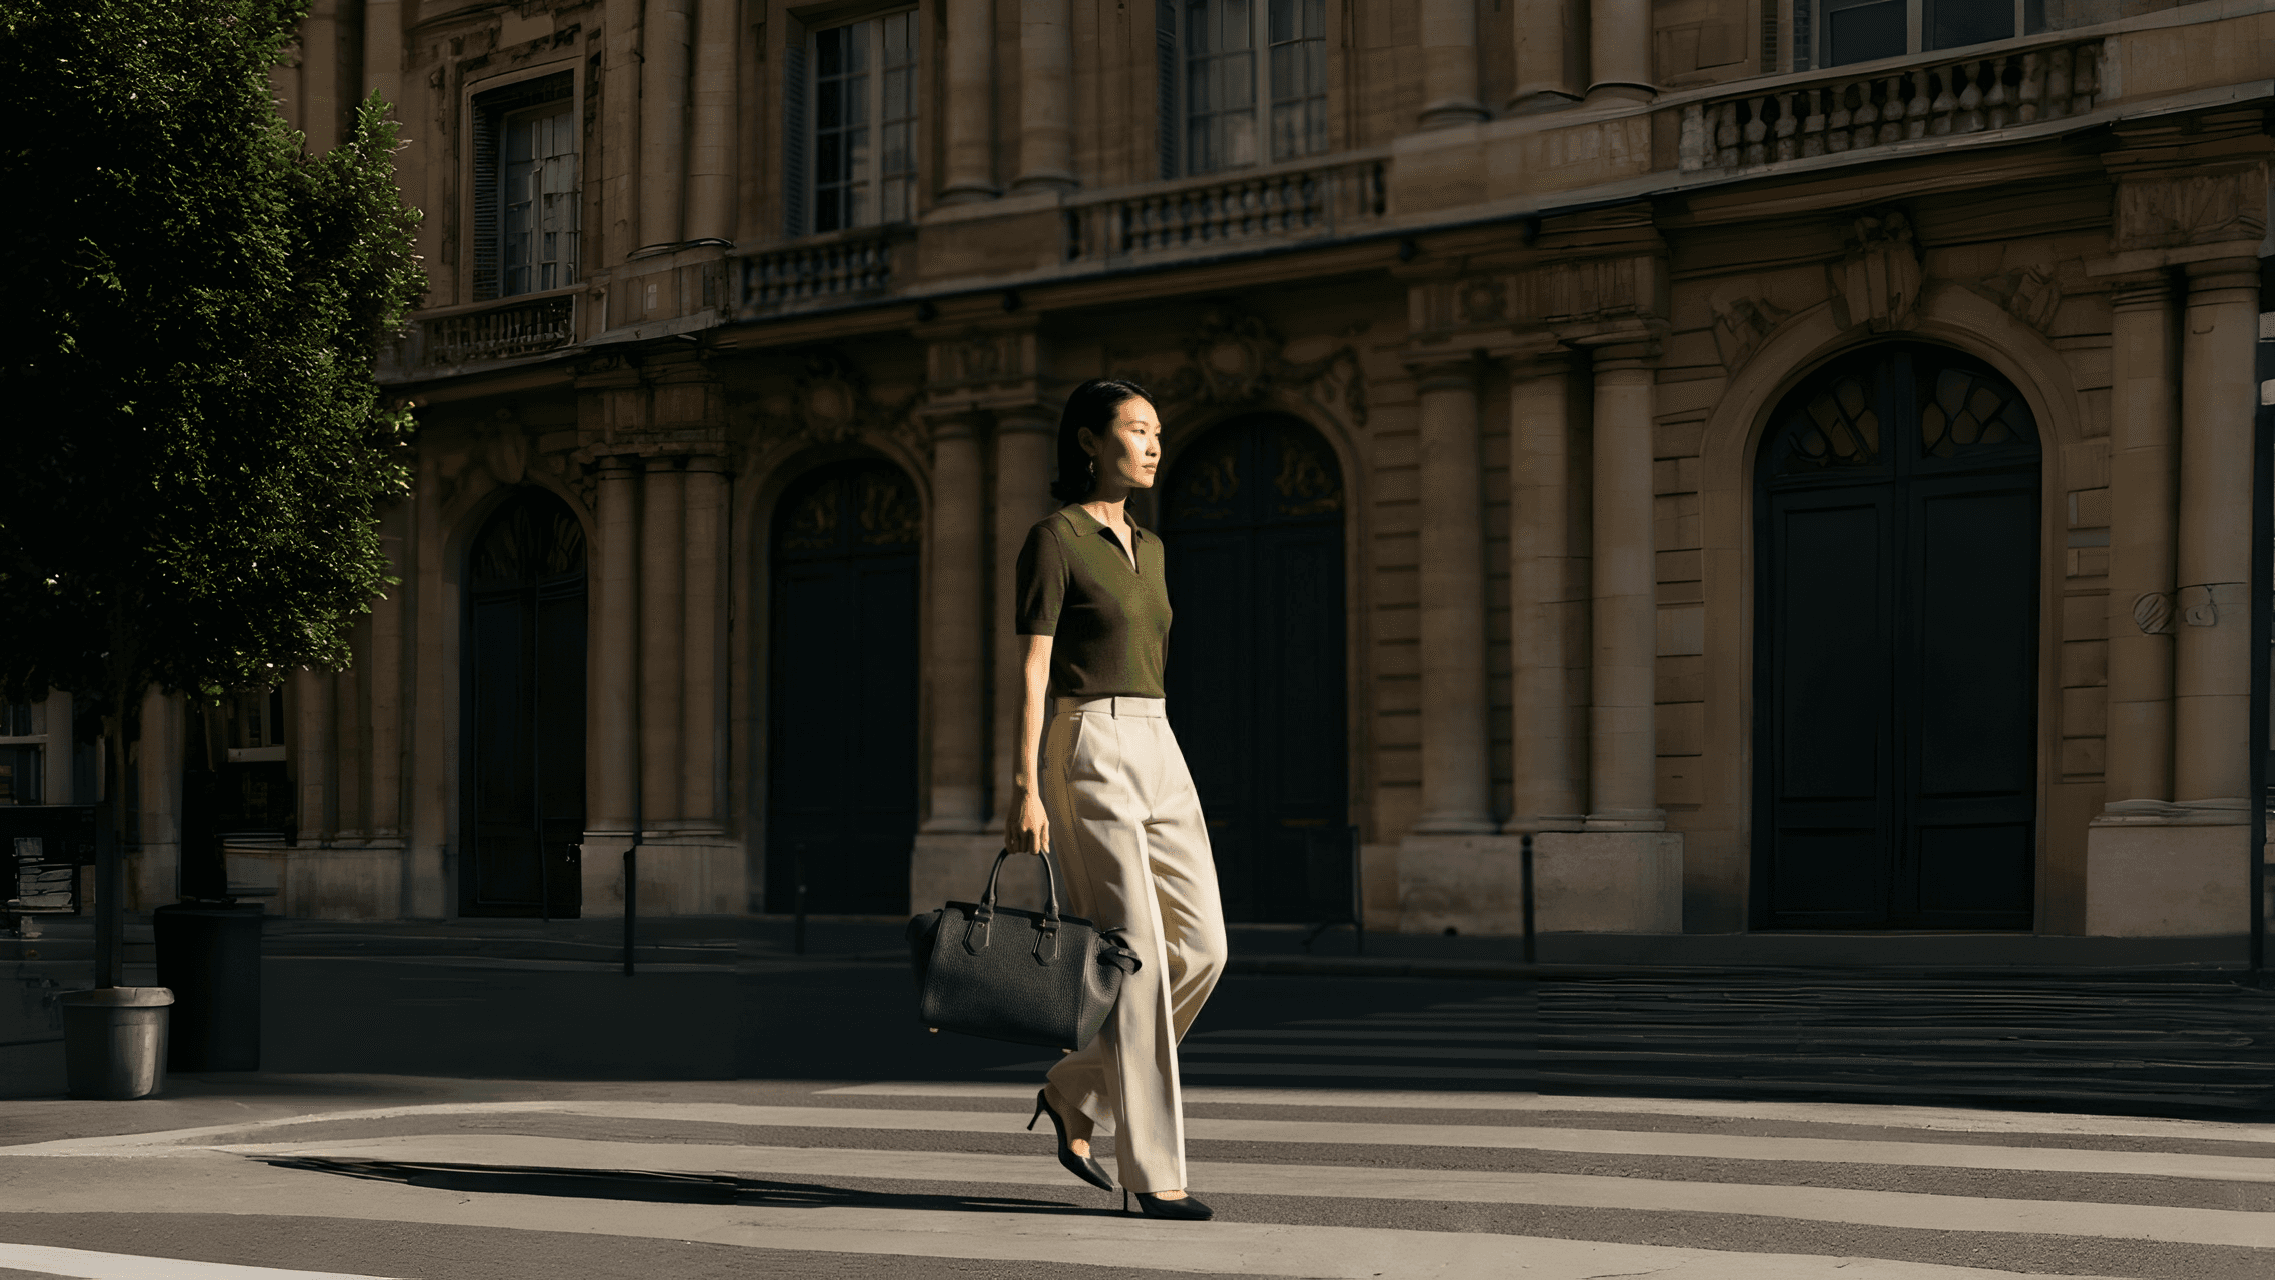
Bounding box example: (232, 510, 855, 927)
(1014, 504, 1173, 699)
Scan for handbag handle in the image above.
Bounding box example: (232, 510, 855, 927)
(975, 847, 1061, 926)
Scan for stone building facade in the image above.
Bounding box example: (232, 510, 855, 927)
(74, 0, 2275, 953)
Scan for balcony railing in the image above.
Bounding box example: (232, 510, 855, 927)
(736, 227, 899, 317)
(1066, 154, 1389, 265)
(387, 292, 577, 377)
(1677, 37, 2104, 177)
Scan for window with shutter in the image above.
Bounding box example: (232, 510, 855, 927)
(470, 71, 577, 301)
(1794, 1, 2044, 72)
(782, 44, 810, 237)
(1156, 1, 1178, 180)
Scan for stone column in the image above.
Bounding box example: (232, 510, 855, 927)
(587, 456, 642, 835)
(2171, 258, 2259, 812)
(1412, 360, 1495, 833)
(601, 0, 645, 261)
(1511, 0, 1585, 114)
(684, 0, 738, 244)
(362, 0, 401, 108)
(2102, 274, 2180, 813)
(1506, 352, 1587, 832)
(638, 0, 694, 253)
(1587, 343, 1661, 830)
(333, 642, 367, 841)
(1419, 0, 1486, 128)
(640, 457, 686, 828)
(681, 456, 728, 826)
(992, 410, 1059, 824)
(294, 665, 336, 842)
(1012, 0, 1075, 193)
(367, 502, 407, 839)
(301, 0, 343, 151)
(1588, 0, 1653, 104)
(924, 416, 988, 832)
(940, 0, 998, 205)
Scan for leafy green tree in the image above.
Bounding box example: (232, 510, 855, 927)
(0, 0, 423, 978)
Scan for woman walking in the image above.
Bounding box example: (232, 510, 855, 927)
(1007, 377, 1228, 1221)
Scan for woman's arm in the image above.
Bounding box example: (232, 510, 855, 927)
(1005, 633, 1054, 854)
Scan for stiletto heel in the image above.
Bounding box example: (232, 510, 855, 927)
(1131, 1190, 1214, 1221)
(1032, 1088, 1113, 1192)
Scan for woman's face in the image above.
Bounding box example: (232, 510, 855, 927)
(1082, 396, 1162, 492)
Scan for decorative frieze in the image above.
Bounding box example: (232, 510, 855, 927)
(1118, 305, 1370, 432)
(2112, 166, 2269, 253)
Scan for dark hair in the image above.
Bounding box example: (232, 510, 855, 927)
(1050, 378, 1154, 503)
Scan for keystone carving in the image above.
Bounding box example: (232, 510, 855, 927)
(1706, 285, 1790, 371)
(1830, 209, 1922, 334)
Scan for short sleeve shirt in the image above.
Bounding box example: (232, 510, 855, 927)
(1014, 505, 1173, 699)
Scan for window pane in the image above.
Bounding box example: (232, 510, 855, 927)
(1926, 0, 2013, 50)
(1222, 107, 1257, 167)
(818, 27, 845, 76)
(1826, 0, 1905, 66)
(1303, 0, 1323, 38)
(0, 745, 42, 804)
(1269, 0, 1292, 43)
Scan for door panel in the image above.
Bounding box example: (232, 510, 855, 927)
(766, 462, 921, 916)
(1163, 416, 1348, 924)
(1756, 346, 2039, 930)
(463, 490, 587, 918)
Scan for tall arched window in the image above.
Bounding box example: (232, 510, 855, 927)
(464, 489, 588, 918)
(1755, 344, 2041, 930)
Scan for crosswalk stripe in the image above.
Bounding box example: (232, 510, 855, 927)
(0, 1243, 402, 1280)
(272, 1109, 2275, 1182)
(214, 1133, 2275, 1247)
(0, 1153, 2140, 1280)
(20, 1090, 2274, 1153)
(24, 1100, 2275, 1183)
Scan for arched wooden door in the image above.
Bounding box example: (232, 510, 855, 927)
(1754, 344, 2041, 930)
(464, 489, 588, 918)
(1161, 415, 1349, 923)
(766, 459, 922, 915)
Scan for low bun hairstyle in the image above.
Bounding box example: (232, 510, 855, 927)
(1050, 377, 1155, 504)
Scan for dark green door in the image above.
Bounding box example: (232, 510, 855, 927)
(464, 489, 587, 918)
(766, 460, 921, 915)
(1161, 415, 1349, 923)
(1754, 344, 2040, 929)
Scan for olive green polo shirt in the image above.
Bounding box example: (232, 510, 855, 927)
(1014, 505, 1174, 699)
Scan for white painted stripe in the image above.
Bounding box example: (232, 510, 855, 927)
(836, 1081, 2275, 1144)
(1189, 1029, 1530, 1042)
(219, 1133, 2275, 1249)
(16, 1101, 2275, 1183)
(0, 1242, 400, 1280)
(0, 1159, 2133, 1280)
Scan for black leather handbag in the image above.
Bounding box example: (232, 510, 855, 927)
(906, 848, 1142, 1050)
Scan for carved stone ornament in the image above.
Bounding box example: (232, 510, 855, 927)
(781, 351, 926, 452)
(2114, 167, 2269, 253)
(1457, 277, 1508, 326)
(1984, 262, 2063, 334)
(2181, 583, 2221, 629)
(1831, 209, 1922, 334)
(1128, 305, 1370, 429)
(2132, 591, 2174, 636)
(1706, 285, 1790, 371)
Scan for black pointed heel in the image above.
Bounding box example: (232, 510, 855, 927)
(1128, 1189, 1214, 1221)
(1029, 1088, 1113, 1191)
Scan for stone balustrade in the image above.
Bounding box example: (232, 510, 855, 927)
(1677, 38, 2104, 176)
(386, 292, 577, 376)
(1065, 154, 1389, 264)
(735, 228, 899, 317)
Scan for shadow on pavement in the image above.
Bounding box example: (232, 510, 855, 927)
(267, 1156, 1092, 1215)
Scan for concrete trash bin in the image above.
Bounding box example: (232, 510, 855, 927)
(58, 987, 174, 1100)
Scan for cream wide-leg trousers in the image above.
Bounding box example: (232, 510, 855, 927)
(1038, 694, 1228, 1193)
